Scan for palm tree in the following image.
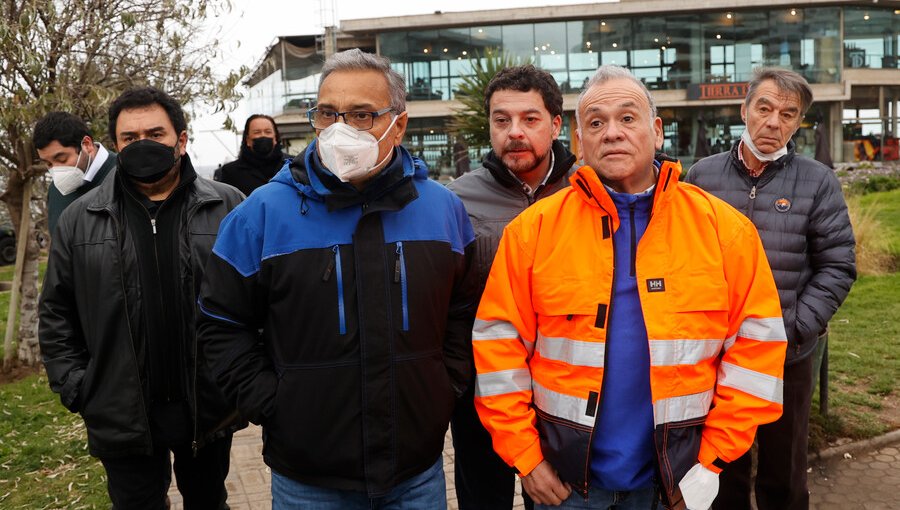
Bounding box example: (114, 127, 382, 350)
(450, 49, 532, 150)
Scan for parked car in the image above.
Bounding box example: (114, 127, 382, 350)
(0, 224, 16, 265)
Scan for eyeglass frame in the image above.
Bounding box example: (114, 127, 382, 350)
(307, 106, 396, 131)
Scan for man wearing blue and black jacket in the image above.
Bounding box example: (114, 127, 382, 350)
(197, 49, 477, 509)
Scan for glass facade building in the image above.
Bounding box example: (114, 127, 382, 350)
(247, 4, 900, 172)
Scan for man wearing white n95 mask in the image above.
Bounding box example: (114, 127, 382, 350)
(33, 111, 115, 236)
(198, 48, 478, 509)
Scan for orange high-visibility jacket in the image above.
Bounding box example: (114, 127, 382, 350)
(473, 160, 787, 506)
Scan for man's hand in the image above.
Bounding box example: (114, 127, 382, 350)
(521, 460, 572, 506)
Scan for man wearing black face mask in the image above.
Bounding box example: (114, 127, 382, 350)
(39, 87, 246, 509)
(218, 114, 287, 196)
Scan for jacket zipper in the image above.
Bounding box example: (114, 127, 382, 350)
(629, 202, 637, 278)
(748, 177, 759, 220)
(184, 198, 215, 456)
(333, 245, 347, 335)
(394, 242, 409, 331)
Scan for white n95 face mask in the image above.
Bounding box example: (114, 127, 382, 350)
(741, 130, 788, 162)
(317, 115, 399, 182)
(49, 150, 90, 195)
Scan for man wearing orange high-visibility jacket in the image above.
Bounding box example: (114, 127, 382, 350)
(473, 65, 787, 510)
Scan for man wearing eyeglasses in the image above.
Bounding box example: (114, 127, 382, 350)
(198, 48, 477, 509)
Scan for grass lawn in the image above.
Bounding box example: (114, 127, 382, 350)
(0, 372, 109, 508)
(809, 272, 900, 449)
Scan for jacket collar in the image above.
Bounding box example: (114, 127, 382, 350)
(87, 154, 218, 212)
(281, 141, 420, 213)
(570, 155, 682, 232)
(729, 139, 797, 176)
(482, 139, 577, 192)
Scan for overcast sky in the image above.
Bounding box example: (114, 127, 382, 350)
(188, 0, 607, 174)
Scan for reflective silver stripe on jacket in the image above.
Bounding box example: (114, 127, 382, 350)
(653, 389, 715, 425)
(473, 318, 520, 340)
(475, 368, 532, 398)
(724, 316, 788, 351)
(536, 332, 605, 367)
(474, 318, 534, 356)
(718, 361, 784, 404)
(533, 379, 596, 427)
(648, 339, 722, 366)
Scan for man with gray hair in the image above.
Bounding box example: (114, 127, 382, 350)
(685, 67, 856, 510)
(472, 65, 787, 509)
(197, 48, 477, 508)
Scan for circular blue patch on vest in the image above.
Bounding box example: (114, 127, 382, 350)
(774, 198, 791, 213)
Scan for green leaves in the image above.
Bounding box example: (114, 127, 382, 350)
(449, 49, 532, 150)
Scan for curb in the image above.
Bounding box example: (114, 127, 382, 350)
(809, 428, 900, 463)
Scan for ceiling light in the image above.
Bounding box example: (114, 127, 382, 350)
(726, 12, 732, 19)
(601, 21, 606, 26)
(661, 46, 667, 50)
(864, 13, 870, 20)
(612, 42, 618, 48)
(477, 29, 483, 33)
(443, 48, 448, 53)
(716, 34, 722, 39)
(790, 8, 797, 16)
(423, 48, 429, 53)
(654, 38, 659, 43)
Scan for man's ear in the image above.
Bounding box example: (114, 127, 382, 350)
(390, 111, 409, 145)
(177, 131, 189, 156)
(81, 136, 97, 157)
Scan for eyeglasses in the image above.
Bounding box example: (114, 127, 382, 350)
(307, 107, 395, 131)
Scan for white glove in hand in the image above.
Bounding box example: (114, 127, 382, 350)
(678, 463, 719, 510)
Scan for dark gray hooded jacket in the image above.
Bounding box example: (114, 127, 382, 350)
(447, 139, 577, 294)
(685, 141, 856, 364)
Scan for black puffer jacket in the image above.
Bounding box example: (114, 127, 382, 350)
(39, 158, 246, 458)
(685, 142, 856, 364)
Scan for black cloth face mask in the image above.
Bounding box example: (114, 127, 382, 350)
(251, 137, 275, 155)
(118, 139, 180, 183)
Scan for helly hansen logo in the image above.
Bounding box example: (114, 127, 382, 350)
(646, 278, 666, 292)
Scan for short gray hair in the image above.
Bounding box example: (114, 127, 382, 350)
(745, 67, 813, 116)
(319, 48, 407, 112)
(575, 65, 657, 129)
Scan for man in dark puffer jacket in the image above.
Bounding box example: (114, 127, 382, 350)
(685, 67, 856, 510)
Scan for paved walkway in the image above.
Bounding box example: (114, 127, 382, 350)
(168, 425, 898, 509)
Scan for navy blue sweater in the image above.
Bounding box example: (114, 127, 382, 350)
(590, 185, 656, 491)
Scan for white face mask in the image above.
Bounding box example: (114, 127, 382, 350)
(49, 150, 90, 195)
(741, 130, 788, 162)
(317, 115, 400, 182)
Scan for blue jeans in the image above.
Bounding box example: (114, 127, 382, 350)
(536, 485, 657, 510)
(272, 457, 446, 510)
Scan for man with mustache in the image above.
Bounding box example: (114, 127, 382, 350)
(685, 67, 856, 510)
(447, 64, 577, 510)
(473, 65, 788, 509)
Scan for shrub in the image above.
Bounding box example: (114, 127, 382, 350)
(846, 196, 896, 275)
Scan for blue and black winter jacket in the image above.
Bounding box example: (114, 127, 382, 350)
(198, 142, 477, 496)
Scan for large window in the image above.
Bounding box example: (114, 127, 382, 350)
(376, 6, 844, 102)
(844, 7, 900, 69)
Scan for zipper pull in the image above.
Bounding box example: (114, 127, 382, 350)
(151, 218, 157, 234)
(749, 185, 757, 200)
(394, 243, 402, 283)
(323, 246, 337, 281)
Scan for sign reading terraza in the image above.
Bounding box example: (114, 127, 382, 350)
(687, 82, 749, 100)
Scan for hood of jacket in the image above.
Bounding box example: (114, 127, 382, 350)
(482, 139, 576, 191)
(570, 155, 683, 233)
(276, 140, 424, 212)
